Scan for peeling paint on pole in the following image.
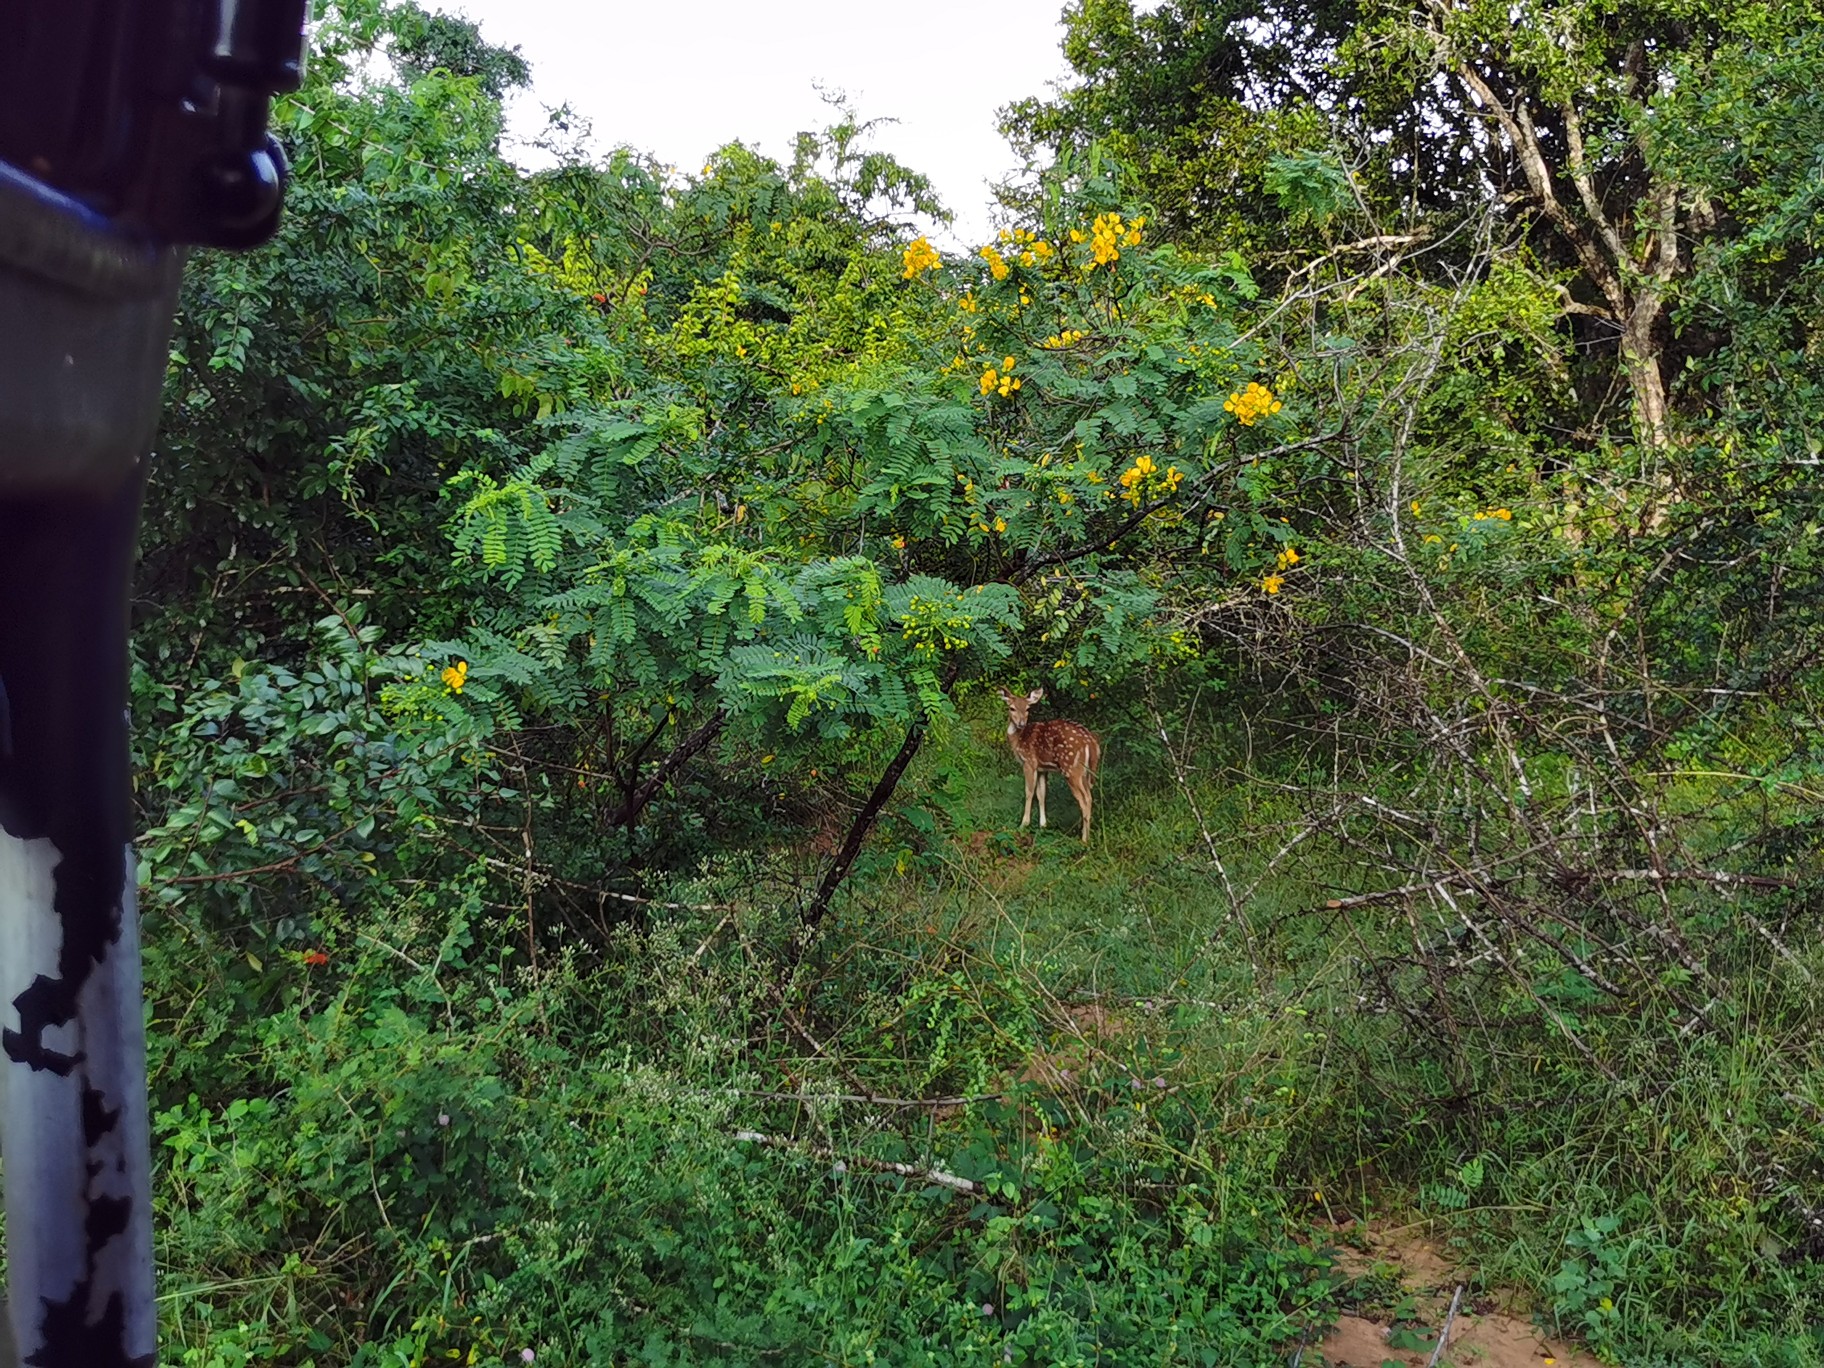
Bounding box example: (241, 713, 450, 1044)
(0, 482, 156, 1368)
(0, 839, 154, 1367)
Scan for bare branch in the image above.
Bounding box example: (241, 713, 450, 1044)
(732, 1129, 979, 1194)
(1559, 100, 1625, 262)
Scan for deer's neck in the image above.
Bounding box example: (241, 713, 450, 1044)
(1010, 720, 1051, 758)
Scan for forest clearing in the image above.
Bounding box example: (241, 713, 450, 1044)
(71, 0, 1824, 1363)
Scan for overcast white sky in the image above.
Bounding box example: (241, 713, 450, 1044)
(433, 0, 1078, 247)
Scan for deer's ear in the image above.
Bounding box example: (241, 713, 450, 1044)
(1027, 687, 1045, 704)
(999, 688, 1015, 702)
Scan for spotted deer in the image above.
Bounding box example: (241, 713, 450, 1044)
(1000, 687, 1102, 841)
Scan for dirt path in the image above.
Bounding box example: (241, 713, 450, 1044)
(1316, 1223, 1603, 1368)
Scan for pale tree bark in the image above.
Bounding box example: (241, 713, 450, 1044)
(1431, 10, 1681, 450)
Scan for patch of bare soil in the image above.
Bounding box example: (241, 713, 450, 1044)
(956, 827, 1039, 894)
(1020, 1002, 1127, 1087)
(1316, 1224, 1602, 1368)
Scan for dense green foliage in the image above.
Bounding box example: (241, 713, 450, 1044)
(61, 0, 1824, 1362)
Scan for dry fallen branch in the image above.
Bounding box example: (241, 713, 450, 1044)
(1425, 1284, 1465, 1368)
(599, 887, 735, 912)
(732, 1129, 978, 1194)
(701, 1088, 999, 1109)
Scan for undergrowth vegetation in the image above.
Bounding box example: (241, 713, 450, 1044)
(32, 0, 1824, 1363)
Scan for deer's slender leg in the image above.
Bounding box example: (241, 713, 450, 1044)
(1037, 773, 1048, 828)
(1069, 767, 1092, 841)
(1020, 763, 1036, 827)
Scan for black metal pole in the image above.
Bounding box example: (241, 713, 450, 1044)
(0, 4, 303, 1361)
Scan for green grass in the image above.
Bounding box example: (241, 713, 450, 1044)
(807, 692, 1824, 1366)
(133, 692, 1824, 1366)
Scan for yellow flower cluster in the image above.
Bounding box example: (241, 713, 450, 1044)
(980, 356, 1021, 397)
(1043, 328, 1087, 348)
(1081, 212, 1145, 269)
(441, 660, 469, 693)
(979, 244, 1011, 281)
(1259, 547, 1301, 594)
(1115, 455, 1183, 504)
(1472, 508, 1514, 521)
(1120, 455, 1157, 491)
(1224, 382, 1283, 426)
(996, 227, 1053, 268)
(902, 236, 942, 280)
(957, 292, 979, 314)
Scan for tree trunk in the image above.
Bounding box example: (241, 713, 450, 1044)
(1621, 317, 1670, 454)
(795, 716, 929, 956)
(1443, 41, 1680, 451)
(1620, 180, 1681, 455)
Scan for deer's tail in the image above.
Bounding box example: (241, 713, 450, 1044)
(1088, 735, 1102, 783)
